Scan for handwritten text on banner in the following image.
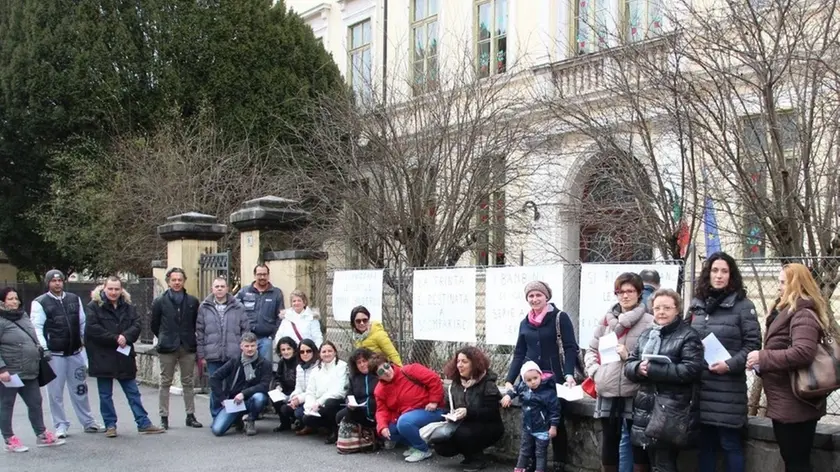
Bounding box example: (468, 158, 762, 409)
(484, 266, 565, 345)
(412, 268, 476, 342)
(331, 270, 384, 322)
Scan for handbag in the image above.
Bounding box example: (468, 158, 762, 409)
(790, 310, 840, 401)
(419, 385, 460, 444)
(556, 311, 586, 384)
(336, 419, 376, 454)
(644, 385, 698, 448)
(581, 377, 597, 398)
(10, 319, 57, 387)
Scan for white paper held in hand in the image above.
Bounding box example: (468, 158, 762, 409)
(268, 389, 287, 403)
(555, 384, 585, 402)
(116, 345, 132, 356)
(598, 332, 621, 364)
(443, 412, 460, 422)
(222, 399, 247, 413)
(642, 354, 672, 364)
(702, 333, 732, 365)
(347, 395, 367, 408)
(1, 374, 24, 388)
(304, 409, 321, 417)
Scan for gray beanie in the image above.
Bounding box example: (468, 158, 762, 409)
(524, 281, 552, 301)
(45, 269, 65, 283)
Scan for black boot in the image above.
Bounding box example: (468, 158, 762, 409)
(160, 417, 169, 430)
(324, 431, 338, 444)
(273, 419, 291, 433)
(186, 414, 203, 428)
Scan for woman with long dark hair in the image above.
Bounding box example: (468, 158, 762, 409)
(689, 252, 760, 472)
(280, 338, 319, 432)
(270, 337, 298, 432)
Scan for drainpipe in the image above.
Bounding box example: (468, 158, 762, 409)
(382, 0, 389, 104)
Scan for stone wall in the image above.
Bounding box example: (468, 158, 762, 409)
(493, 396, 840, 471)
(136, 343, 209, 395)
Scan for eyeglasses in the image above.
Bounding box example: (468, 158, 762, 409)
(300, 349, 313, 354)
(355, 318, 370, 325)
(614, 289, 637, 296)
(376, 363, 392, 376)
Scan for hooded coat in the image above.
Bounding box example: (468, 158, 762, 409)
(85, 286, 141, 380)
(0, 305, 41, 380)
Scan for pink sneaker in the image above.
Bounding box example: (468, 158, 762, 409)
(36, 431, 65, 447)
(4, 436, 29, 453)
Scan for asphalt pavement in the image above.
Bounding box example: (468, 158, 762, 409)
(4, 384, 511, 472)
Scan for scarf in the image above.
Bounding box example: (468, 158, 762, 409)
(641, 323, 664, 356)
(704, 288, 733, 315)
(0, 306, 24, 321)
(528, 305, 550, 327)
(352, 327, 372, 344)
(460, 371, 485, 390)
(241, 352, 259, 381)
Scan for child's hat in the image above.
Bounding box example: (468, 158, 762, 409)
(520, 361, 542, 379)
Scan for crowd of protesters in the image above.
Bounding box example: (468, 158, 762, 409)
(0, 254, 832, 472)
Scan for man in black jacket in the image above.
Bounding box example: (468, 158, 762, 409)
(151, 268, 202, 430)
(209, 332, 271, 437)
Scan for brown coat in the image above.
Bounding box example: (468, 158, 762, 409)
(758, 298, 826, 423)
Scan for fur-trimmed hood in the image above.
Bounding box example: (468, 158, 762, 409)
(90, 285, 132, 306)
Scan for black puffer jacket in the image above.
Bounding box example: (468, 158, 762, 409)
(689, 292, 761, 428)
(349, 372, 379, 421)
(625, 316, 704, 448)
(85, 287, 141, 380)
(151, 289, 200, 354)
(273, 357, 298, 395)
(448, 370, 504, 425)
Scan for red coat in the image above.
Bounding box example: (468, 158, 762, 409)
(374, 363, 444, 434)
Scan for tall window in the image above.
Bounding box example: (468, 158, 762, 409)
(572, 0, 608, 55)
(624, 0, 663, 43)
(412, 0, 439, 94)
(475, 0, 508, 78)
(348, 20, 372, 101)
(476, 156, 506, 266)
(740, 112, 797, 260)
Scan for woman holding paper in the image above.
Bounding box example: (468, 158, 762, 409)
(336, 348, 379, 429)
(745, 264, 828, 472)
(625, 289, 704, 472)
(434, 346, 504, 470)
(300, 341, 348, 443)
(0, 287, 64, 452)
(281, 338, 319, 431)
(270, 337, 298, 432)
(689, 252, 760, 472)
(584, 272, 653, 472)
(351, 306, 402, 365)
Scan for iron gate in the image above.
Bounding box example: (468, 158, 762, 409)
(198, 251, 230, 298)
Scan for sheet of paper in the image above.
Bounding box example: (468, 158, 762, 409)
(555, 384, 585, 402)
(222, 399, 246, 413)
(598, 332, 621, 364)
(1, 374, 24, 388)
(443, 413, 460, 422)
(304, 409, 321, 417)
(347, 395, 367, 408)
(116, 345, 132, 356)
(642, 354, 672, 364)
(702, 333, 732, 365)
(268, 389, 287, 403)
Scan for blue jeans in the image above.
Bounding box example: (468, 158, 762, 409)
(387, 408, 444, 452)
(619, 419, 633, 472)
(698, 424, 745, 472)
(257, 337, 273, 361)
(211, 392, 267, 437)
(96, 378, 151, 429)
(206, 361, 225, 418)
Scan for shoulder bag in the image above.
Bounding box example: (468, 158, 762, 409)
(10, 319, 57, 387)
(790, 310, 840, 401)
(419, 384, 460, 444)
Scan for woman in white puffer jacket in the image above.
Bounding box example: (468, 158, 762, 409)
(273, 290, 323, 358)
(298, 341, 348, 444)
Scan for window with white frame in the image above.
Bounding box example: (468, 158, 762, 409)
(572, 0, 608, 55)
(623, 0, 663, 43)
(412, 0, 439, 94)
(348, 20, 372, 101)
(475, 0, 508, 78)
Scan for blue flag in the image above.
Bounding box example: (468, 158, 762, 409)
(704, 196, 721, 257)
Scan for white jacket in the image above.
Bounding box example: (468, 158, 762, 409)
(304, 359, 348, 408)
(289, 363, 316, 404)
(273, 307, 323, 349)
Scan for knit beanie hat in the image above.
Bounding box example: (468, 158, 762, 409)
(524, 281, 552, 301)
(45, 270, 65, 283)
(520, 360, 542, 380)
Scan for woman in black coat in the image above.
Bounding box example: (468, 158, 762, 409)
(85, 277, 164, 436)
(336, 348, 378, 428)
(625, 289, 704, 472)
(271, 337, 299, 432)
(434, 346, 504, 471)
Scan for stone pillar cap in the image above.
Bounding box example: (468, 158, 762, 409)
(229, 195, 310, 232)
(157, 212, 228, 241)
(151, 260, 167, 269)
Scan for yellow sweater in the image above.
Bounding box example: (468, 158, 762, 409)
(354, 322, 402, 366)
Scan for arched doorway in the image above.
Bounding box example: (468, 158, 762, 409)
(578, 156, 654, 262)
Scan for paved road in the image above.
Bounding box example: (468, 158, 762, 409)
(5, 384, 510, 472)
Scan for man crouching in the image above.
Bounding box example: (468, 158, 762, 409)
(209, 332, 271, 436)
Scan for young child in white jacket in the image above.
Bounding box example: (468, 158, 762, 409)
(299, 341, 348, 443)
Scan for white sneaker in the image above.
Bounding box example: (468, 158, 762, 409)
(403, 447, 419, 457)
(55, 426, 68, 439)
(404, 449, 433, 463)
(4, 436, 29, 453)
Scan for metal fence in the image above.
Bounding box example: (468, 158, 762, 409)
(316, 256, 840, 419)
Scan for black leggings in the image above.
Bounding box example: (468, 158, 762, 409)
(0, 380, 46, 439)
(773, 419, 818, 472)
(301, 399, 343, 432)
(600, 418, 649, 466)
(336, 407, 375, 427)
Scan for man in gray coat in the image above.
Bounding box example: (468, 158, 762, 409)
(196, 277, 249, 418)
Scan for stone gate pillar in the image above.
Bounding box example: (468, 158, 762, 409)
(0, 251, 17, 284)
(157, 212, 227, 297)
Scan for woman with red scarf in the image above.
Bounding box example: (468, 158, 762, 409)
(502, 281, 579, 472)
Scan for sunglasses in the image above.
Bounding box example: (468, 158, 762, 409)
(376, 363, 392, 376)
(354, 317, 370, 325)
(300, 349, 313, 354)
